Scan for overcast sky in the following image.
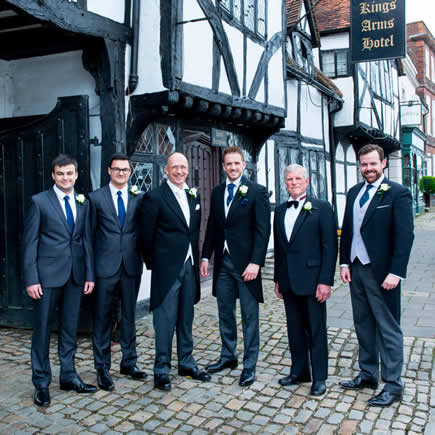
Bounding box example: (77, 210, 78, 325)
(406, 0, 435, 35)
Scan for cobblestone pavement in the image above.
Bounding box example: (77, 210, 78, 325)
(0, 213, 434, 434)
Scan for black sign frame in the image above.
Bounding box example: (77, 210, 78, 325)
(351, 0, 406, 63)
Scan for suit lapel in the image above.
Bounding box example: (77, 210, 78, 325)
(47, 188, 71, 233)
(124, 190, 139, 228)
(362, 179, 389, 228)
(162, 182, 189, 229)
(277, 204, 287, 243)
(288, 198, 310, 245)
(103, 185, 121, 229)
(186, 190, 197, 231)
(215, 183, 227, 222)
(227, 179, 249, 221)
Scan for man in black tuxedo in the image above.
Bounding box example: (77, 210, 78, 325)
(273, 164, 337, 396)
(201, 146, 271, 387)
(339, 144, 414, 407)
(89, 153, 147, 392)
(23, 154, 97, 408)
(141, 152, 211, 392)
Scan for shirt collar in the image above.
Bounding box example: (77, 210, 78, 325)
(364, 174, 385, 190)
(109, 182, 128, 196)
(53, 184, 74, 200)
(226, 175, 243, 187)
(288, 193, 307, 202)
(167, 179, 188, 195)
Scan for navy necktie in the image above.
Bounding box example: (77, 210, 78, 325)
(117, 191, 125, 227)
(64, 195, 74, 233)
(227, 183, 235, 206)
(359, 184, 374, 208)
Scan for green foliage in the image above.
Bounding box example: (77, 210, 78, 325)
(419, 176, 435, 195)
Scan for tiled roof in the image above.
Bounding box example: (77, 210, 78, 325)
(286, 0, 321, 46)
(313, 0, 350, 33)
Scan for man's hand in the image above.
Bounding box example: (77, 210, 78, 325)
(274, 282, 283, 299)
(84, 281, 95, 295)
(200, 260, 209, 278)
(340, 266, 352, 283)
(316, 284, 331, 303)
(242, 263, 260, 282)
(381, 273, 400, 291)
(26, 284, 43, 300)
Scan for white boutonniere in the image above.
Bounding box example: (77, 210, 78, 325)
(377, 183, 391, 196)
(239, 185, 248, 197)
(187, 187, 197, 200)
(76, 194, 86, 206)
(130, 185, 140, 195)
(303, 201, 312, 214)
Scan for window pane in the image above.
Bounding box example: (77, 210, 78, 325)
(257, 0, 266, 36)
(244, 0, 255, 31)
(136, 124, 153, 153)
(336, 51, 348, 76)
(130, 162, 153, 192)
(157, 124, 175, 155)
(321, 51, 335, 77)
(220, 0, 231, 12)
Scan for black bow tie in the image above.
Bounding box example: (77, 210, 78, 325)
(287, 200, 298, 209)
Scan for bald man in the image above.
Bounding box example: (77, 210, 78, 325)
(140, 153, 210, 392)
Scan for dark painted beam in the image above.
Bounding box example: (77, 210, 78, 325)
(6, 0, 131, 42)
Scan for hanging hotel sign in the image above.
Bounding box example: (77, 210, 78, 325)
(351, 0, 406, 63)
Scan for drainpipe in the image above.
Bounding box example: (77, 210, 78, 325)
(126, 0, 140, 94)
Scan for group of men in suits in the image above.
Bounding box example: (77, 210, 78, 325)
(24, 142, 413, 409)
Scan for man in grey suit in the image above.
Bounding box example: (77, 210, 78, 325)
(89, 153, 147, 392)
(339, 144, 414, 407)
(24, 154, 97, 408)
(141, 152, 211, 392)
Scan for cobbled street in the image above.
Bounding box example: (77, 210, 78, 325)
(0, 212, 434, 434)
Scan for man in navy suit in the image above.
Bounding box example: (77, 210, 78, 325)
(339, 144, 414, 407)
(201, 146, 271, 387)
(89, 153, 147, 392)
(23, 154, 96, 408)
(141, 152, 211, 392)
(273, 164, 337, 396)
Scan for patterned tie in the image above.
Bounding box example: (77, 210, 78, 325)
(64, 195, 74, 233)
(359, 184, 374, 208)
(227, 183, 235, 206)
(117, 191, 125, 228)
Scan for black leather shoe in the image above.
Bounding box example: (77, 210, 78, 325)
(154, 374, 171, 392)
(278, 374, 311, 386)
(97, 370, 114, 391)
(179, 367, 211, 382)
(206, 359, 238, 373)
(60, 377, 97, 394)
(34, 388, 50, 407)
(368, 389, 402, 407)
(120, 366, 148, 380)
(311, 381, 327, 396)
(239, 369, 255, 387)
(340, 375, 378, 390)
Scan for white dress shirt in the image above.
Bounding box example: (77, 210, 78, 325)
(350, 175, 384, 265)
(53, 184, 77, 221)
(223, 175, 243, 254)
(167, 180, 193, 265)
(284, 194, 306, 241)
(109, 183, 129, 216)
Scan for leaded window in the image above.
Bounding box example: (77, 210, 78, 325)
(320, 49, 350, 78)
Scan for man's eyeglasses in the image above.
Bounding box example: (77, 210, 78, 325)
(110, 167, 131, 174)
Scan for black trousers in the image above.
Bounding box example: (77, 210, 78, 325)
(282, 289, 328, 382)
(152, 258, 197, 374)
(92, 264, 139, 371)
(31, 277, 83, 388)
(215, 254, 260, 370)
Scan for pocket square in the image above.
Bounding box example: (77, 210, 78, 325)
(376, 205, 390, 209)
(195, 204, 200, 210)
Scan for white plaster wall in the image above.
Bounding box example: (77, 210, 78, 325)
(267, 139, 276, 204)
(333, 78, 354, 126)
(284, 81, 298, 130)
(388, 151, 402, 184)
(246, 39, 264, 99)
(413, 131, 425, 153)
(323, 104, 330, 153)
(268, 47, 285, 109)
(0, 60, 13, 118)
(87, 0, 125, 23)
(224, 23, 244, 97)
(326, 160, 332, 204)
(268, 0, 283, 36)
(132, 0, 164, 95)
(11, 51, 98, 117)
(321, 33, 349, 50)
(257, 142, 267, 187)
(300, 84, 323, 139)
